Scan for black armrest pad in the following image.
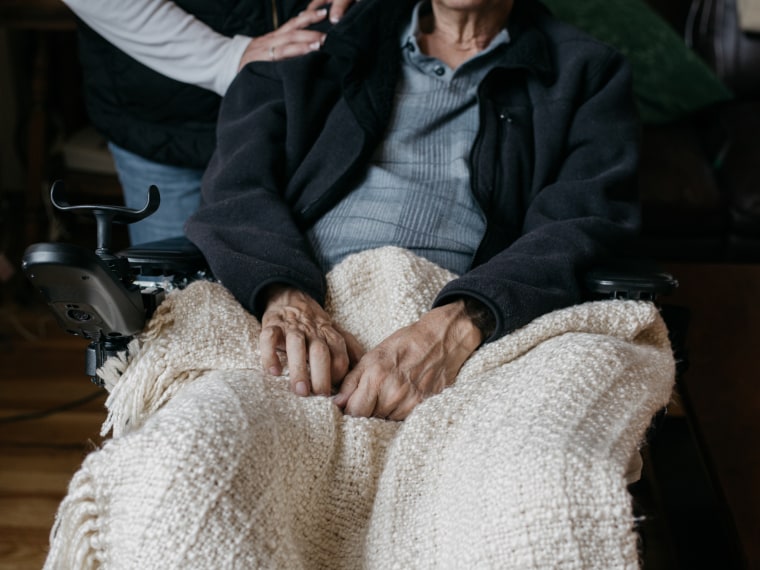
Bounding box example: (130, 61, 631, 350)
(584, 258, 678, 300)
(118, 236, 209, 276)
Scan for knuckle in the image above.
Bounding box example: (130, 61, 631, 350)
(331, 351, 349, 373)
(364, 362, 389, 383)
(287, 328, 306, 342)
(310, 340, 330, 357)
(260, 326, 279, 342)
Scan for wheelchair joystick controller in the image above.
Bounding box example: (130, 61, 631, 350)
(22, 181, 165, 386)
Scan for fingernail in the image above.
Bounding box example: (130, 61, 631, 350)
(330, 15, 340, 23)
(295, 381, 309, 396)
(310, 41, 321, 50)
(318, 8, 327, 16)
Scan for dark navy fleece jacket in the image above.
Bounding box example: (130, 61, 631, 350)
(185, 0, 641, 341)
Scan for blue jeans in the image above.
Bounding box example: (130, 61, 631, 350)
(108, 143, 205, 245)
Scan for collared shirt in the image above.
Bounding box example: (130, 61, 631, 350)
(307, 0, 510, 275)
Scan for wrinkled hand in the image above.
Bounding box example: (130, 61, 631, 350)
(333, 301, 483, 420)
(307, 0, 358, 23)
(260, 285, 364, 397)
(238, 9, 328, 70)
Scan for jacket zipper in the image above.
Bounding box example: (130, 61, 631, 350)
(471, 100, 511, 262)
(495, 108, 511, 204)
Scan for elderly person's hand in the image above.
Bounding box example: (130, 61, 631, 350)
(333, 300, 484, 420)
(238, 8, 328, 69)
(260, 285, 364, 397)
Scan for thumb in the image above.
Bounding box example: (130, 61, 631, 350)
(333, 366, 361, 408)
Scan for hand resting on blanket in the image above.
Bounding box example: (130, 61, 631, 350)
(260, 284, 364, 396)
(260, 284, 483, 420)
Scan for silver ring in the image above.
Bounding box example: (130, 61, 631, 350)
(269, 46, 276, 61)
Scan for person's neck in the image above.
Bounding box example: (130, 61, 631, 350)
(417, 1, 512, 69)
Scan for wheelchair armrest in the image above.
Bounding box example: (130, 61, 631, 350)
(117, 236, 210, 277)
(584, 258, 678, 301)
(585, 258, 689, 377)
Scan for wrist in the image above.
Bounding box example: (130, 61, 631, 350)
(262, 283, 305, 309)
(462, 297, 496, 343)
(424, 300, 484, 353)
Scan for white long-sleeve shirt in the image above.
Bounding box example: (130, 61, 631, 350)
(62, 0, 252, 96)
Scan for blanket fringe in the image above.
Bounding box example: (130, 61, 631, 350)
(97, 289, 179, 390)
(44, 468, 101, 570)
(98, 293, 204, 438)
(98, 292, 211, 437)
(102, 368, 206, 438)
(96, 337, 142, 393)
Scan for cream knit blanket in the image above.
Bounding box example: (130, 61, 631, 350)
(45, 247, 675, 569)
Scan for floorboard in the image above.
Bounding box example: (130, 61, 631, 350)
(0, 300, 104, 570)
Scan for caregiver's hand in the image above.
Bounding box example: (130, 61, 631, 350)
(260, 285, 363, 397)
(237, 8, 328, 70)
(333, 300, 483, 421)
(307, 0, 358, 24)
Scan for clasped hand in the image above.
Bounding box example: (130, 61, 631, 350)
(260, 286, 483, 420)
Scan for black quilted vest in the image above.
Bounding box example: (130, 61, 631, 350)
(77, 0, 307, 168)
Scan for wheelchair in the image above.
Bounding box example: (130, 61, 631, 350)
(24, 181, 719, 565)
(21, 181, 682, 387)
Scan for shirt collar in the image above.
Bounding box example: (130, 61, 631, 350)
(401, 0, 511, 54)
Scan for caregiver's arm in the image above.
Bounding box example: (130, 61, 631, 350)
(61, 0, 327, 96)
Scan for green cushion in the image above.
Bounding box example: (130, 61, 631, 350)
(541, 0, 733, 124)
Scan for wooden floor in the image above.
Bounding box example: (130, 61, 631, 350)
(0, 263, 757, 569)
(0, 294, 106, 570)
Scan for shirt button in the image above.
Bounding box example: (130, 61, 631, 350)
(434, 66, 445, 76)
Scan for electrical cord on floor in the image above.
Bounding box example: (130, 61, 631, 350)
(0, 389, 106, 424)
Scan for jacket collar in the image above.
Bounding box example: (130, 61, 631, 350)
(321, 0, 556, 137)
(323, 0, 555, 82)
(501, 0, 555, 84)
